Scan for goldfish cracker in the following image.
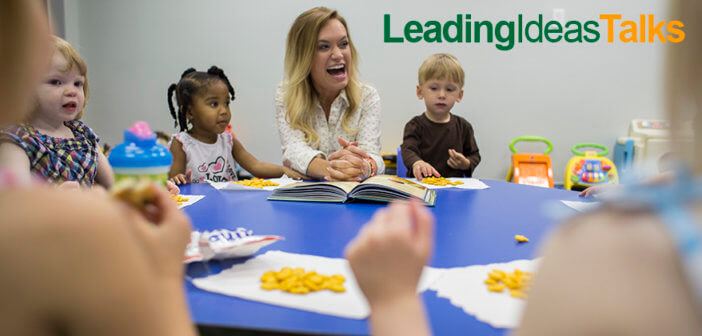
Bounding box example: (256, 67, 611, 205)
(303, 279, 320, 291)
(169, 194, 189, 206)
(488, 269, 506, 281)
(515, 235, 529, 243)
(234, 178, 279, 189)
(485, 268, 532, 299)
(503, 278, 521, 290)
(329, 283, 346, 293)
(276, 267, 292, 280)
(487, 284, 506, 292)
(261, 282, 279, 290)
(260, 267, 346, 294)
(111, 178, 156, 210)
(421, 176, 464, 186)
(289, 286, 310, 294)
(308, 274, 323, 285)
(510, 290, 526, 299)
(260, 271, 277, 283)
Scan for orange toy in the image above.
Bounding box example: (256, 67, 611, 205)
(506, 136, 554, 188)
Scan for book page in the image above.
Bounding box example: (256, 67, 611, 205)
(277, 181, 359, 194)
(358, 175, 430, 199)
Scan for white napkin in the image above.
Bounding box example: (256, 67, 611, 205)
(417, 177, 490, 190)
(208, 175, 300, 191)
(428, 259, 540, 328)
(177, 194, 204, 209)
(191, 250, 446, 319)
(561, 200, 599, 212)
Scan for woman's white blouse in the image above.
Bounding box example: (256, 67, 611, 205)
(275, 83, 385, 175)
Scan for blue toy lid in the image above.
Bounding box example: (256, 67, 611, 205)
(108, 122, 172, 168)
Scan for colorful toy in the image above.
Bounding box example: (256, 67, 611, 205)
(506, 136, 554, 188)
(613, 137, 635, 178)
(564, 143, 619, 191)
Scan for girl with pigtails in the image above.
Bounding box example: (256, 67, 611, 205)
(167, 66, 303, 184)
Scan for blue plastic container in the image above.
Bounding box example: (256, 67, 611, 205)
(108, 121, 172, 186)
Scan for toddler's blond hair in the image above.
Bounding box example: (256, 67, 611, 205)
(418, 53, 465, 87)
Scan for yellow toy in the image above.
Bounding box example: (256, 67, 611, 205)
(564, 143, 619, 191)
(506, 136, 554, 188)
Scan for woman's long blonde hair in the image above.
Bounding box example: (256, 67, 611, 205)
(282, 7, 361, 146)
(667, 0, 702, 173)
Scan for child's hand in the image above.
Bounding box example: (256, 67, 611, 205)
(117, 183, 192, 280)
(345, 200, 435, 307)
(58, 181, 81, 191)
(165, 180, 180, 195)
(169, 169, 192, 185)
(578, 184, 614, 198)
(447, 149, 471, 170)
(282, 167, 306, 180)
(412, 160, 440, 180)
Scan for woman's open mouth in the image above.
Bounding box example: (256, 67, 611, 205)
(326, 64, 347, 80)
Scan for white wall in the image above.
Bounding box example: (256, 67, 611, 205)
(64, 0, 668, 181)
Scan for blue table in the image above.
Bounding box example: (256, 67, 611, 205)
(182, 180, 584, 335)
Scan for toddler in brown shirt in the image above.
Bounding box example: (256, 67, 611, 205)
(401, 53, 480, 179)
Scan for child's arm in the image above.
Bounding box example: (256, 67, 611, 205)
(168, 140, 191, 185)
(94, 148, 114, 189)
(447, 123, 480, 177)
(412, 160, 440, 181)
(400, 121, 423, 172)
(0, 143, 32, 184)
(345, 200, 434, 336)
(0, 186, 196, 336)
(464, 125, 481, 173)
(446, 149, 470, 170)
(402, 120, 439, 180)
(232, 138, 305, 179)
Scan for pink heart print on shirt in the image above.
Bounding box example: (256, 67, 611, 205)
(199, 156, 226, 174)
(210, 157, 224, 173)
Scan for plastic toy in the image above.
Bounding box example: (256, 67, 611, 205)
(613, 138, 635, 178)
(564, 143, 619, 191)
(627, 119, 672, 167)
(506, 136, 554, 188)
(396, 146, 407, 177)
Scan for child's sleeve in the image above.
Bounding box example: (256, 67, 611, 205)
(462, 121, 481, 177)
(400, 118, 423, 175)
(0, 126, 39, 163)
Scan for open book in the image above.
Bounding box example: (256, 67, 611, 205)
(267, 175, 436, 206)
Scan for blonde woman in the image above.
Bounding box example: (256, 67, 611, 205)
(0, 1, 195, 335)
(346, 0, 702, 335)
(276, 7, 384, 181)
